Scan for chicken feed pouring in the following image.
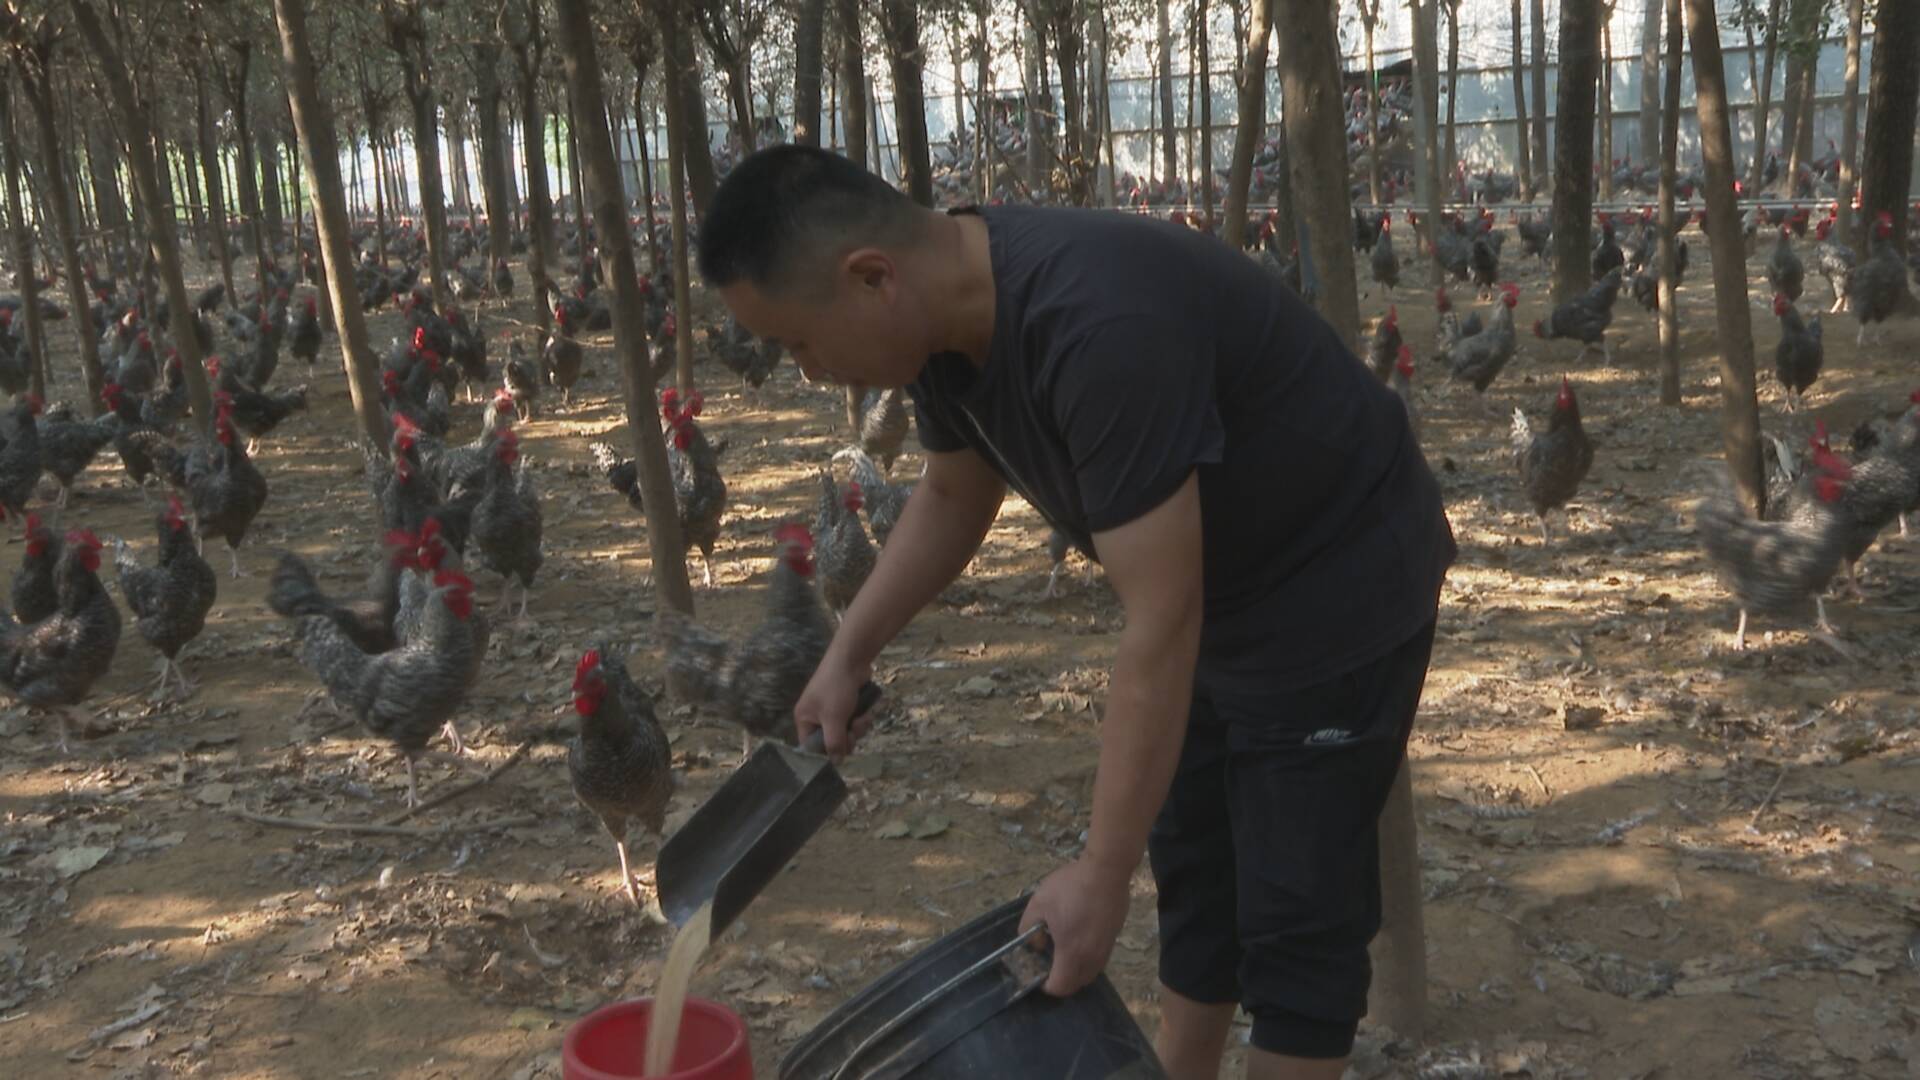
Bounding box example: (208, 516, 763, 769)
(7, 2, 1920, 1076)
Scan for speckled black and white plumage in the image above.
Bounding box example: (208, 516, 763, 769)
(114, 503, 217, 695)
(294, 571, 479, 804)
(568, 646, 674, 905)
(268, 548, 405, 656)
(0, 396, 45, 519)
(0, 533, 121, 747)
(660, 526, 834, 747)
(1697, 475, 1846, 622)
(37, 409, 117, 496)
(468, 437, 543, 613)
(1444, 293, 1518, 394)
(836, 446, 909, 548)
(813, 470, 875, 615)
(1512, 381, 1594, 539)
(858, 387, 910, 473)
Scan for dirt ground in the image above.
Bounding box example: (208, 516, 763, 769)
(2, 228, 1919, 1080)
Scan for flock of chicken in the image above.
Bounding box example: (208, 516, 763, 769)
(1238, 194, 1919, 658)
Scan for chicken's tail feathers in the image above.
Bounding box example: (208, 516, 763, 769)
(267, 551, 330, 620)
(656, 610, 727, 706)
(1510, 407, 1533, 450)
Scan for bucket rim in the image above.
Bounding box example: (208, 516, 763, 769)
(562, 995, 749, 1080)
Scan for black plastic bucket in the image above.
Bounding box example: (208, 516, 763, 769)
(779, 897, 1166, 1080)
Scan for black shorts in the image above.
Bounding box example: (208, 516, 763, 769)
(1147, 621, 1435, 1059)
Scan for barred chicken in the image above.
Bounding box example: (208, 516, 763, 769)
(1811, 214, 1855, 313)
(1368, 217, 1399, 296)
(267, 532, 414, 656)
(1845, 212, 1909, 345)
(813, 470, 875, 615)
(568, 646, 674, 908)
(859, 387, 910, 473)
(291, 565, 479, 806)
(1534, 267, 1623, 361)
(1772, 293, 1823, 413)
(0, 394, 46, 523)
(36, 404, 117, 506)
(659, 523, 837, 759)
(1697, 457, 1850, 653)
(289, 296, 323, 367)
(503, 339, 542, 421)
(467, 429, 543, 618)
(1444, 284, 1519, 407)
(1512, 378, 1595, 543)
(0, 530, 121, 751)
(1366, 306, 1402, 382)
(1766, 226, 1805, 303)
(706, 315, 784, 390)
(148, 399, 269, 577)
(1389, 345, 1419, 443)
(113, 496, 217, 699)
(591, 388, 728, 586)
(834, 445, 910, 548)
(543, 307, 585, 403)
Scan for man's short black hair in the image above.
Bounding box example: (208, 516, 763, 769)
(696, 145, 923, 294)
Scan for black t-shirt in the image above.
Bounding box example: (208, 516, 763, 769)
(909, 205, 1455, 691)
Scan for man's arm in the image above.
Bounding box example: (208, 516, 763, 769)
(795, 444, 1007, 752)
(1021, 471, 1204, 996)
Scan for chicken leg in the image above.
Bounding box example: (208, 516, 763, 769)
(227, 546, 247, 579)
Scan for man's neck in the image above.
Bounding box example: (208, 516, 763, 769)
(913, 210, 997, 368)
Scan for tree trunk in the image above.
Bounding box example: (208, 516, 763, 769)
(1684, 0, 1763, 515)
(1223, 0, 1273, 247)
(68, 0, 215, 438)
(1550, 0, 1601, 305)
(448, 112, 472, 217)
(566, 91, 589, 239)
(1510, 0, 1533, 199)
(1097, 3, 1118, 207)
(1638, 0, 1661, 169)
(1042, 0, 1088, 204)
(1274, 0, 1360, 349)
(258, 124, 284, 244)
(1157, 0, 1177, 186)
(1858, 0, 1920, 261)
(1361, 3, 1382, 203)
(511, 31, 556, 320)
(1780, 0, 1821, 192)
(632, 73, 660, 274)
(553, 0, 694, 617)
(1371, 759, 1427, 1044)
(1748, 0, 1783, 192)
(659, 14, 698, 396)
(1835, 0, 1864, 247)
(662, 2, 718, 216)
(181, 137, 206, 253)
(1530, 0, 1549, 178)
(1196, 0, 1213, 227)
(370, 127, 389, 266)
(882, 0, 933, 206)
(838, 0, 868, 169)
(975, 4, 990, 199)
(474, 44, 512, 271)
(87, 127, 127, 248)
(18, 60, 108, 413)
(1599, 12, 1614, 201)
(194, 76, 236, 304)
(1409, 0, 1443, 274)
(1656, 0, 1682, 406)
(794, 0, 827, 146)
(1444, 0, 1460, 187)
(271, 0, 387, 449)
(0, 80, 46, 397)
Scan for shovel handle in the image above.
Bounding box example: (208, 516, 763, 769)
(798, 681, 883, 755)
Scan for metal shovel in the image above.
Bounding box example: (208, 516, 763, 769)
(657, 682, 882, 942)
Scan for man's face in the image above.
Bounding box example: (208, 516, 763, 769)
(719, 251, 924, 390)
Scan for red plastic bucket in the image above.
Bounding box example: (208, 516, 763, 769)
(563, 997, 752, 1080)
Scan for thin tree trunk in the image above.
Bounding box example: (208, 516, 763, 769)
(1835, 0, 1864, 247)
(1098, 4, 1118, 208)
(1684, 0, 1763, 514)
(553, 0, 693, 616)
(181, 137, 206, 253)
(794, 0, 827, 146)
(1444, 0, 1460, 187)
(1748, 0, 1783, 192)
(975, 4, 989, 198)
(87, 127, 127, 247)
(1530, 0, 1549, 178)
(1551, 0, 1601, 305)
(1656, 0, 1682, 405)
(1361, 1, 1382, 203)
(883, 0, 933, 206)
(474, 44, 512, 272)
(566, 91, 588, 239)
(662, 2, 718, 215)
(1223, 0, 1272, 247)
(1274, 0, 1360, 348)
(1157, 0, 1176, 186)
(659, 16, 698, 396)
(68, 0, 215, 437)
(1197, 0, 1213, 227)
(838, 0, 868, 169)
(1599, 11, 1614, 201)
(1858, 0, 1920, 262)
(509, 20, 556, 322)
(258, 124, 284, 244)
(1371, 759, 1427, 1044)
(271, 0, 389, 451)
(370, 128, 389, 266)
(0, 80, 46, 398)
(1780, 0, 1820, 192)
(633, 78, 659, 274)
(195, 76, 236, 303)
(18, 56, 108, 412)
(1638, 0, 1661, 169)
(1409, 0, 1442, 275)
(1510, 0, 1533, 199)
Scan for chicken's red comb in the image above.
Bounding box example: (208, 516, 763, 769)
(574, 650, 601, 689)
(1397, 344, 1413, 363)
(432, 569, 473, 592)
(166, 495, 186, 519)
(66, 529, 102, 550)
(1813, 445, 1854, 479)
(24, 512, 40, 533)
(413, 327, 427, 349)
(213, 390, 234, 407)
(772, 522, 813, 551)
(660, 387, 680, 411)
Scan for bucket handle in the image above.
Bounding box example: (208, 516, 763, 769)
(829, 923, 1049, 1080)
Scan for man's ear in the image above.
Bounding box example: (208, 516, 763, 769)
(843, 248, 897, 296)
